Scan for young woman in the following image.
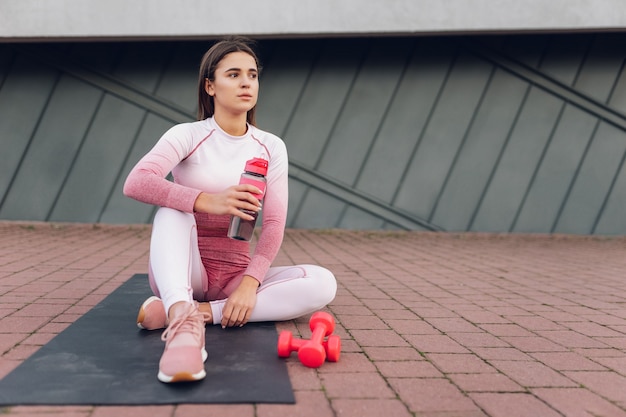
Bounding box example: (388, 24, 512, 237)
(123, 37, 337, 383)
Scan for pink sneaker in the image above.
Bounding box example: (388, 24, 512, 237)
(136, 296, 167, 330)
(157, 303, 209, 383)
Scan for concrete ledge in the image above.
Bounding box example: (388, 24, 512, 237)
(1, 0, 625, 42)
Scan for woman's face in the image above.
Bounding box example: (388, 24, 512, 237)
(206, 51, 259, 118)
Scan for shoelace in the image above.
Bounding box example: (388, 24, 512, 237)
(161, 305, 208, 344)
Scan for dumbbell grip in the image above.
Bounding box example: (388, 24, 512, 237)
(308, 324, 328, 345)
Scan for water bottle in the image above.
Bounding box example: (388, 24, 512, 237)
(227, 157, 268, 241)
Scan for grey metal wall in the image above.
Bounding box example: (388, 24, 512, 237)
(1, 34, 625, 235)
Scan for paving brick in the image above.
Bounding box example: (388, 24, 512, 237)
(317, 352, 377, 373)
(372, 309, 420, 320)
(426, 353, 496, 374)
(91, 405, 174, 417)
(404, 334, 469, 354)
(389, 378, 483, 414)
(2, 344, 41, 361)
(174, 404, 254, 417)
(458, 310, 511, 324)
(532, 388, 626, 417)
(595, 337, 626, 350)
(503, 316, 563, 332)
(447, 331, 510, 348)
(286, 362, 323, 390)
(471, 392, 563, 417)
(479, 323, 536, 337)
(592, 356, 626, 376)
(320, 372, 396, 399)
(336, 315, 388, 330)
(329, 306, 372, 316)
(500, 336, 569, 352)
(530, 351, 607, 371)
(490, 360, 578, 388)
(362, 346, 424, 361)
(566, 321, 625, 337)
(331, 398, 412, 417)
(425, 317, 484, 333)
(448, 372, 524, 393)
(537, 330, 610, 349)
(470, 347, 532, 361)
(0, 316, 50, 334)
(564, 371, 626, 404)
(375, 360, 443, 378)
(349, 329, 409, 347)
(0, 332, 28, 354)
(12, 301, 69, 317)
(384, 319, 441, 335)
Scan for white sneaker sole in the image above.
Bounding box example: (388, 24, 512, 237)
(157, 348, 208, 383)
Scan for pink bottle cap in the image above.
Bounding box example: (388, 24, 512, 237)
(245, 158, 268, 176)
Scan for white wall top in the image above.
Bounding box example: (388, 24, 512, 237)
(1, 0, 625, 41)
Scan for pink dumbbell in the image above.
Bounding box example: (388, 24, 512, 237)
(277, 311, 341, 367)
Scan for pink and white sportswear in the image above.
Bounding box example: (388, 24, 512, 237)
(123, 117, 336, 324)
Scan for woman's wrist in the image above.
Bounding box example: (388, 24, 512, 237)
(193, 192, 210, 212)
(241, 275, 261, 288)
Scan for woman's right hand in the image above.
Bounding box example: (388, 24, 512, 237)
(193, 185, 262, 219)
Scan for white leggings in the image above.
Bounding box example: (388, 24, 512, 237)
(148, 207, 337, 325)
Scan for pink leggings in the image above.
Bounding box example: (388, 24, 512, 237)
(148, 207, 337, 325)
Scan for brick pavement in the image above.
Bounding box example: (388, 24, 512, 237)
(0, 221, 625, 417)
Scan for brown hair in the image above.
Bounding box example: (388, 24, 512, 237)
(197, 36, 261, 125)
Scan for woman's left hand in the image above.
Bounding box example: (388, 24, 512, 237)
(221, 275, 260, 328)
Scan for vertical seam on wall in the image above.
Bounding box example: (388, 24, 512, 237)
(97, 43, 139, 223)
(313, 41, 370, 171)
(337, 38, 419, 228)
(466, 81, 533, 232)
(389, 42, 459, 212)
(429, 51, 497, 224)
(46, 90, 106, 221)
(510, 35, 593, 232)
(552, 42, 626, 233)
(467, 37, 552, 232)
(143, 42, 176, 224)
(0, 50, 19, 209)
(291, 39, 371, 228)
(590, 55, 626, 233)
(0, 59, 62, 213)
(281, 40, 323, 228)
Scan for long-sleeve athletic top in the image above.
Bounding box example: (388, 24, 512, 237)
(123, 117, 289, 284)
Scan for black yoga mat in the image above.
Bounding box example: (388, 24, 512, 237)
(0, 274, 294, 405)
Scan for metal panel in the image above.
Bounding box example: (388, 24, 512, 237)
(555, 122, 626, 234)
(49, 95, 145, 222)
(256, 39, 322, 137)
(357, 39, 455, 204)
(431, 68, 530, 231)
(99, 114, 176, 223)
(0, 75, 102, 220)
(0, 54, 59, 202)
(395, 51, 493, 220)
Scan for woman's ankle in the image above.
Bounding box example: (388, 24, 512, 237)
(168, 301, 194, 320)
(197, 302, 213, 325)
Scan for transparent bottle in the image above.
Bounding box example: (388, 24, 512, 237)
(227, 157, 268, 241)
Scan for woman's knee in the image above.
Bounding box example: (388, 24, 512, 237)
(153, 206, 195, 227)
(307, 265, 337, 307)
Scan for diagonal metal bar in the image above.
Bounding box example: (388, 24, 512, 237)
(288, 160, 443, 231)
(463, 39, 626, 133)
(13, 44, 195, 124)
